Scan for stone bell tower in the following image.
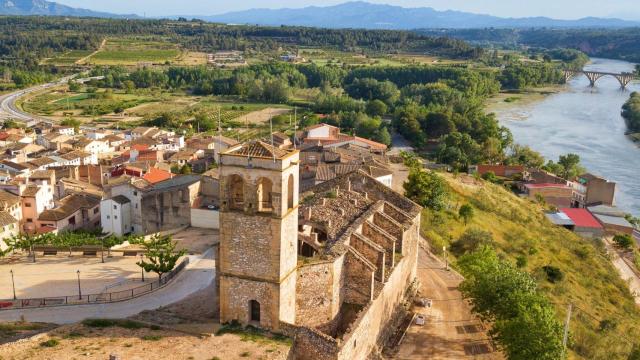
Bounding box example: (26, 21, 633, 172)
(218, 141, 299, 330)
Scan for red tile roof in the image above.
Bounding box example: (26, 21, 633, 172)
(560, 208, 603, 229)
(525, 183, 570, 189)
(143, 168, 173, 184)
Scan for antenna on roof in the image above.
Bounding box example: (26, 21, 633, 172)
(293, 106, 297, 150)
(270, 110, 276, 163)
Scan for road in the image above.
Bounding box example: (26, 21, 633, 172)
(0, 248, 215, 324)
(0, 74, 103, 126)
(603, 237, 640, 305)
(394, 248, 501, 359)
(389, 131, 414, 155)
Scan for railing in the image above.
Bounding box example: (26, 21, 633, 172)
(0, 258, 189, 311)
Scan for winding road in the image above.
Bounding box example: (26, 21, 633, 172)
(0, 248, 215, 324)
(0, 74, 104, 127)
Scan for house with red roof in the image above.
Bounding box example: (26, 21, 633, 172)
(560, 208, 604, 239)
(523, 183, 573, 208)
(301, 123, 387, 152)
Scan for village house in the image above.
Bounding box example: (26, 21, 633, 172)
(559, 208, 605, 238)
(101, 174, 203, 235)
(469, 164, 526, 178)
(577, 173, 617, 207)
(587, 205, 637, 237)
(0, 210, 19, 251)
(301, 123, 387, 152)
(37, 193, 101, 233)
(522, 183, 574, 208)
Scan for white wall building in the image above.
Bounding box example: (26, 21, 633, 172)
(100, 195, 132, 236)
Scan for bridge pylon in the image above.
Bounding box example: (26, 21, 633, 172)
(583, 71, 606, 87)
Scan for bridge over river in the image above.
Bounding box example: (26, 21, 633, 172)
(564, 70, 636, 88)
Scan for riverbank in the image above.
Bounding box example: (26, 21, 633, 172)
(485, 85, 563, 118)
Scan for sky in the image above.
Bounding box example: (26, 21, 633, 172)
(54, 0, 640, 20)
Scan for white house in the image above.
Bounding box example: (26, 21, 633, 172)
(100, 195, 132, 236)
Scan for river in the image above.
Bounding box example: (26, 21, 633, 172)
(492, 58, 640, 216)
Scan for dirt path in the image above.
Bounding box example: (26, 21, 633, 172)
(76, 38, 107, 65)
(394, 248, 501, 359)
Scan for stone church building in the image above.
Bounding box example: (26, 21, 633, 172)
(216, 141, 422, 360)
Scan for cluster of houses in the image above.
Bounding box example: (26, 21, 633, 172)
(0, 121, 392, 251)
(470, 164, 638, 240)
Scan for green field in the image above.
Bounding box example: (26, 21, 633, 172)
(86, 38, 181, 65)
(43, 50, 94, 65)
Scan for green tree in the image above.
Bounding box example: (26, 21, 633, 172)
(457, 246, 565, 360)
(365, 99, 387, 117)
(558, 153, 584, 180)
(67, 79, 80, 92)
(403, 170, 449, 211)
(458, 204, 474, 225)
(613, 234, 634, 250)
(136, 235, 186, 280)
(60, 118, 81, 133)
(451, 227, 492, 255)
(179, 164, 192, 174)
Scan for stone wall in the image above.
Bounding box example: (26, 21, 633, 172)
(336, 215, 420, 360)
(296, 261, 335, 327)
(350, 233, 385, 281)
(344, 248, 375, 305)
(361, 221, 396, 267)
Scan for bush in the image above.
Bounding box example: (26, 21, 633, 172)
(613, 234, 634, 250)
(40, 339, 59, 347)
(516, 255, 528, 268)
(542, 265, 564, 283)
(450, 227, 493, 255)
(403, 170, 449, 211)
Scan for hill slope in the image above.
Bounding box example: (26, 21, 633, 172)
(423, 173, 640, 359)
(0, 0, 135, 18)
(204, 1, 640, 29)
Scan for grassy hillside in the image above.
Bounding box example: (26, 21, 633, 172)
(421, 173, 640, 359)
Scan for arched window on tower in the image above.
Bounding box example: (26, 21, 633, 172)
(257, 177, 273, 212)
(228, 174, 244, 210)
(287, 174, 294, 210)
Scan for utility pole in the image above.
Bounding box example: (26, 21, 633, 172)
(562, 303, 572, 356)
(293, 106, 297, 150)
(76, 270, 82, 300)
(10, 270, 16, 300)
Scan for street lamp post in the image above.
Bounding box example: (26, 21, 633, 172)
(76, 270, 81, 300)
(140, 254, 145, 282)
(101, 238, 104, 263)
(10, 270, 16, 300)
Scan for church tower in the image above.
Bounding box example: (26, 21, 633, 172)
(218, 141, 299, 330)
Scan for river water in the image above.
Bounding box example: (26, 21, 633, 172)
(493, 58, 640, 215)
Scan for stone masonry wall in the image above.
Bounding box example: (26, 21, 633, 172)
(336, 214, 420, 360)
(296, 261, 335, 327)
(344, 249, 375, 305)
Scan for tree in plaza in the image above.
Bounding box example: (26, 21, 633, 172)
(458, 204, 475, 225)
(136, 235, 186, 280)
(403, 169, 449, 211)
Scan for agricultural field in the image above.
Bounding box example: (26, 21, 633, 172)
(84, 38, 182, 65)
(43, 50, 95, 66)
(19, 87, 155, 121)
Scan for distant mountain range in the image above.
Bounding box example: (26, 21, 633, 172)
(0, 0, 638, 29)
(201, 1, 640, 29)
(0, 0, 136, 18)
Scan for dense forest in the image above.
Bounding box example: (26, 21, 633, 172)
(622, 91, 640, 133)
(418, 28, 640, 64)
(0, 16, 482, 70)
